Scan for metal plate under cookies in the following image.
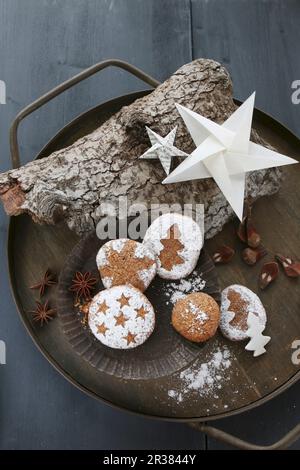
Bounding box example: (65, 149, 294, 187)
(57, 232, 220, 380)
(8, 89, 300, 422)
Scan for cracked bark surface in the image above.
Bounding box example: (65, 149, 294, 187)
(0, 59, 281, 238)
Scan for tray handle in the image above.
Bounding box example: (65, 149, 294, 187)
(190, 422, 300, 450)
(9, 59, 160, 169)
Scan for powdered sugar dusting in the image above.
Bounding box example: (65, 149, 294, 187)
(102, 276, 113, 288)
(220, 284, 267, 341)
(167, 344, 232, 402)
(97, 239, 157, 291)
(143, 213, 203, 280)
(138, 268, 153, 285)
(188, 302, 208, 323)
(164, 271, 206, 305)
(168, 390, 183, 403)
(135, 242, 155, 261)
(96, 239, 128, 270)
(88, 285, 155, 349)
(135, 244, 157, 287)
(96, 247, 108, 267)
(110, 239, 127, 253)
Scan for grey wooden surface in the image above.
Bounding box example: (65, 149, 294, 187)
(0, 0, 299, 450)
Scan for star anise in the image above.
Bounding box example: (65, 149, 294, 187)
(70, 271, 97, 301)
(30, 269, 57, 297)
(29, 300, 57, 326)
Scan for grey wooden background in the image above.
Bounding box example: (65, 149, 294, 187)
(0, 0, 300, 450)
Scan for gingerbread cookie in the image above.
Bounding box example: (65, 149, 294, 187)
(88, 285, 155, 349)
(220, 284, 267, 341)
(96, 239, 157, 292)
(143, 213, 203, 280)
(172, 292, 220, 343)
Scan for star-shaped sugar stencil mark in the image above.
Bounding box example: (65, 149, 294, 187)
(97, 322, 109, 336)
(136, 306, 147, 320)
(139, 126, 188, 175)
(123, 331, 137, 346)
(97, 301, 109, 315)
(118, 294, 130, 308)
(159, 224, 185, 271)
(163, 92, 298, 220)
(114, 312, 128, 328)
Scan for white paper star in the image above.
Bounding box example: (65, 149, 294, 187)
(245, 312, 271, 357)
(139, 126, 188, 175)
(163, 93, 298, 220)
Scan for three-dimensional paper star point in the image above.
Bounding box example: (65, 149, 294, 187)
(163, 93, 298, 220)
(139, 126, 188, 175)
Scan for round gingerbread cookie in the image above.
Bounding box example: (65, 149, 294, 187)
(172, 292, 220, 343)
(88, 285, 155, 349)
(96, 239, 157, 292)
(143, 213, 203, 280)
(220, 284, 267, 341)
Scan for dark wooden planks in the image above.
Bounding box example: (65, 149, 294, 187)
(191, 0, 300, 450)
(0, 0, 205, 451)
(191, 0, 300, 135)
(0, 0, 192, 170)
(204, 381, 300, 449)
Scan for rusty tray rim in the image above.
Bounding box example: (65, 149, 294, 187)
(7, 89, 300, 424)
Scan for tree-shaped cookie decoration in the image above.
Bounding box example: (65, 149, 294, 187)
(159, 224, 185, 271)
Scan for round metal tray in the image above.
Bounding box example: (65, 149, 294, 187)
(7, 60, 300, 447)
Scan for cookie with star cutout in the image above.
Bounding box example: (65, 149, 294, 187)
(88, 285, 155, 349)
(143, 213, 203, 280)
(96, 239, 157, 292)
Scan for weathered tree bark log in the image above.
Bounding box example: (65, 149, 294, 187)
(0, 59, 281, 238)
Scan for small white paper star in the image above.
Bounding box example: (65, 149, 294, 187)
(245, 312, 271, 357)
(163, 93, 298, 220)
(139, 126, 188, 175)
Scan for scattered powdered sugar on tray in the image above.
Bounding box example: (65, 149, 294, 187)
(164, 271, 206, 305)
(167, 344, 232, 402)
(168, 390, 183, 403)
